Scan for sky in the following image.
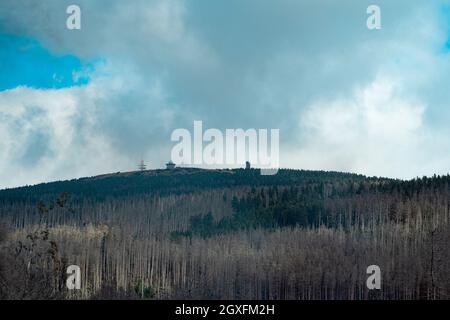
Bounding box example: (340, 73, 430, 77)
(1, 0, 450, 188)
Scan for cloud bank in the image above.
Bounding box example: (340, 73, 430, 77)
(1, 0, 450, 187)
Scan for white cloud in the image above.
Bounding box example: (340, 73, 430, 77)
(282, 3, 450, 179)
(288, 76, 450, 179)
(0, 63, 179, 188)
(1, 0, 450, 186)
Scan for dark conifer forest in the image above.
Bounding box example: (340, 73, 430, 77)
(0, 168, 449, 299)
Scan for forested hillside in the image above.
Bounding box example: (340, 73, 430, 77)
(0, 169, 449, 299)
(0, 168, 372, 202)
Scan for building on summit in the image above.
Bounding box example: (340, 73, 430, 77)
(166, 161, 176, 170)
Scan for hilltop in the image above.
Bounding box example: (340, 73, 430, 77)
(0, 168, 383, 203)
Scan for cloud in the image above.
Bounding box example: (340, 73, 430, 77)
(0, 64, 178, 188)
(289, 76, 438, 178)
(1, 0, 450, 187)
(283, 2, 450, 179)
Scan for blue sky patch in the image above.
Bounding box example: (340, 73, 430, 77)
(0, 33, 93, 91)
(440, 4, 450, 52)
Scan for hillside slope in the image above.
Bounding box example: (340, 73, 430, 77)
(0, 168, 379, 202)
(0, 169, 449, 299)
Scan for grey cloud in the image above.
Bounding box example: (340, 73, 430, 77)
(1, 0, 450, 186)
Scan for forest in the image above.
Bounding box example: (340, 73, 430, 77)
(0, 168, 449, 299)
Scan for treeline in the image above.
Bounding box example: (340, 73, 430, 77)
(173, 186, 327, 239)
(175, 174, 450, 239)
(0, 168, 377, 203)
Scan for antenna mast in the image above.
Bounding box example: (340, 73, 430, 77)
(138, 160, 147, 171)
